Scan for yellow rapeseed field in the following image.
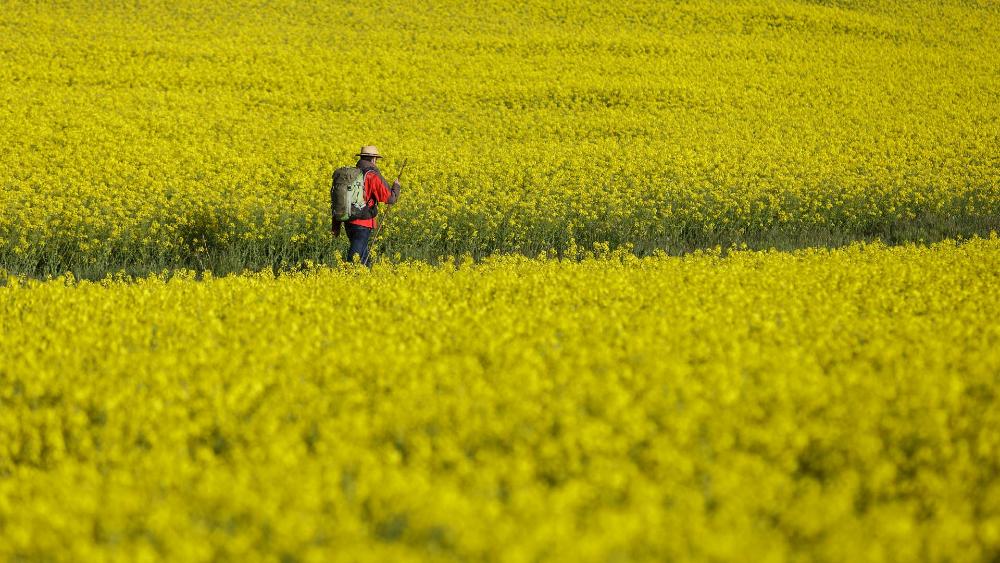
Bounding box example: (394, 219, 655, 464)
(3, 1, 999, 560)
(2, 237, 999, 561)
(1, 1, 999, 275)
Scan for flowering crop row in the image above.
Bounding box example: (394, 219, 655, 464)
(2, 0, 998, 276)
(2, 236, 999, 561)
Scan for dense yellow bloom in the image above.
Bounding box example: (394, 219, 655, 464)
(2, 1, 999, 559)
(1, 1, 998, 274)
(1, 237, 999, 561)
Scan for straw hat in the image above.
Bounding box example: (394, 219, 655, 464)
(356, 145, 383, 159)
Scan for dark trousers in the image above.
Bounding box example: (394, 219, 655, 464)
(345, 223, 373, 267)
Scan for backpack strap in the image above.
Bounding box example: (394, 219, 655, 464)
(362, 170, 378, 211)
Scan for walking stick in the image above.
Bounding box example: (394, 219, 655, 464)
(365, 158, 407, 264)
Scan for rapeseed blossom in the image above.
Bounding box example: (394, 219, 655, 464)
(1, 237, 999, 560)
(1, 1, 998, 275)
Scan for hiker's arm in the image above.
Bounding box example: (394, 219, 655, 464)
(370, 172, 400, 204)
(387, 179, 400, 204)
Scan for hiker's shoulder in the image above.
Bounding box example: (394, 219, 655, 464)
(364, 168, 388, 183)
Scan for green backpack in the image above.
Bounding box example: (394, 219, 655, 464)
(331, 167, 376, 221)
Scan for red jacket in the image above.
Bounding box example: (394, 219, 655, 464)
(332, 161, 399, 236)
(348, 169, 394, 229)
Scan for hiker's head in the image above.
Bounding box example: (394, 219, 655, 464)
(356, 145, 383, 165)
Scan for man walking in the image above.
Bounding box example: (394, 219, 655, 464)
(332, 145, 401, 266)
